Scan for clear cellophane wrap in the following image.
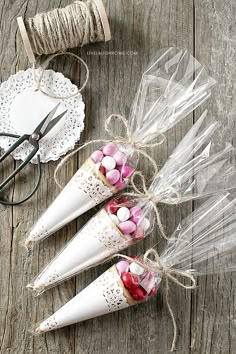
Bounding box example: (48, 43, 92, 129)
(128, 47, 216, 143)
(147, 110, 236, 204)
(25, 47, 216, 245)
(27, 109, 236, 294)
(27, 196, 156, 295)
(35, 194, 236, 336)
(158, 193, 236, 277)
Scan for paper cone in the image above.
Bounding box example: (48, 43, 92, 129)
(26, 158, 116, 244)
(36, 265, 137, 333)
(29, 210, 130, 293)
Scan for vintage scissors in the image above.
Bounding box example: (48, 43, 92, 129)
(0, 103, 67, 206)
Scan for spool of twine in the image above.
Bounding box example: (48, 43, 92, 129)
(17, 0, 111, 62)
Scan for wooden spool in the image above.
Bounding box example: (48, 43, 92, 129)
(17, 0, 111, 64)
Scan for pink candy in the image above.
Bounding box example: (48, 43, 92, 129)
(106, 196, 149, 242)
(120, 165, 134, 178)
(90, 143, 134, 188)
(113, 151, 127, 165)
(115, 180, 127, 191)
(116, 260, 130, 275)
(106, 169, 120, 185)
(130, 206, 143, 224)
(118, 220, 137, 234)
(91, 150, 104, 163)
(103, 143, 118, 156)
(134, 227, 144, 240)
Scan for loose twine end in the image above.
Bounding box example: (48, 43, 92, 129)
(32, 51, 89, 100)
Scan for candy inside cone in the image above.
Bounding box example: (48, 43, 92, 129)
(28, 210, 130, 292)
(37, 260, 161, 333)
(28, 197, 152, 293)
(26, 142, 137, 244)
(25, 158, 116, 244)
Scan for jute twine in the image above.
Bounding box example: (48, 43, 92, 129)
(114, 250, 197, 352)
(124, 171, 181, 240)
(54, 114, 166, 188)
(25, 0, 106, 55)
(32, 52, 89, 99)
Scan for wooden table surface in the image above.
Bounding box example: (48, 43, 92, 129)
(1, 1, 236, 353)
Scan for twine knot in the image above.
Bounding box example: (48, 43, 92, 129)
(123, 170, 182, 239)
(105, 114, 166, 154)
(124, 171, 167, 239)
(54, 114, 165, 189)
(115, 250, 196, 352)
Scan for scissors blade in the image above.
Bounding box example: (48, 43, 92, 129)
(39, 103, 61, 135)
(33, 103, 61, 137)
(41, 110, 68, 137)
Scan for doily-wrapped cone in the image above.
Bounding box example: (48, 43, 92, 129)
(28, 197, 154, 294)
(26, 158, 118, 244)
(36, 194, 236, 339)
(28, 111, 236, 291)
(36, 264, 143, 333)
(26, 47, 215, 245)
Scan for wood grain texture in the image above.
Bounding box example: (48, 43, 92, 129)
(191, 1, 236, 353)
(0, 0, 235, 354)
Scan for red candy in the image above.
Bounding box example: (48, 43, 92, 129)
(105, 200, 119, 214)
(117, 196, 128, 204)
(129, 287, 147, 302)
(119, 256, 155, 302)
(148, 286, 158, 297)
(121, 272, 139, 290)
(130, 255, 140, 260)
(117, 197, 133, 208)
(99, 165, 106, 175)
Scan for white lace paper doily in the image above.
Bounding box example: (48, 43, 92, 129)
(0, 68, 85, 163)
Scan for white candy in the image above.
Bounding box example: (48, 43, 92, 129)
(95, 162, 101, 170)
(110, 214, 119, 226)
(143, 217, 150, 232)
(117, 207, 130, 222)
(130, 262, 144, 275)
(101, 156, 116, 171)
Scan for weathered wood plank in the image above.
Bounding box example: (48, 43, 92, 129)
(2, 0, 234, 353)
(0, 1, 77, 354)
(192, 0, 236, 353)
(0, 0, 195, 353)
(75, 1, 194, 354)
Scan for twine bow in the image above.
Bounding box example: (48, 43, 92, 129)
(115, 249, 196, 352)
(54, 114, 166, 189)
(123, 171, 180, 240)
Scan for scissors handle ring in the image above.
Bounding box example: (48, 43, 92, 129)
(0, 155, 42, 206)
